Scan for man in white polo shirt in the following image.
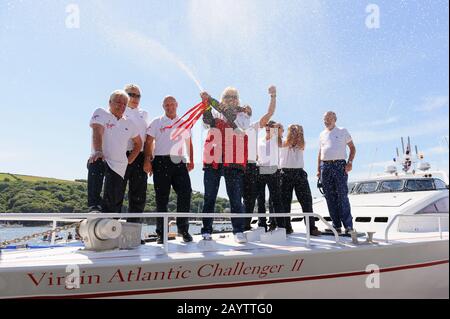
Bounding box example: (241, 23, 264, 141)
(317, 111, 356, 234)
(144, 96, 194, 244)
(123, 84, 151, 222)
(89, 90, 142, 214)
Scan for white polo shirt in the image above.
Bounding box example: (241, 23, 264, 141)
(280, 147, 304, 169)
(90, 108, 139, 178)
(319, 127, 352, 161)
(124, 107, 150, 152)
(234, 112, 251, 130)
(246, 121, 261, 163)
(257, 134, 280, 168)
(147, 114, 191, 158)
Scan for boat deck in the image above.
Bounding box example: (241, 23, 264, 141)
(1, 225, 447, 270)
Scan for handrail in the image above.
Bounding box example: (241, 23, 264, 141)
(0, 212, 340, 252)
(384, 213, 449, 243)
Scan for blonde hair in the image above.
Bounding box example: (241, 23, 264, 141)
(220, 87, 240, 105)
(124, 84, 141, 92)
(284, 124, 305, 150)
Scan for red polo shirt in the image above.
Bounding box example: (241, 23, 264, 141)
(203, 118, 248, 169)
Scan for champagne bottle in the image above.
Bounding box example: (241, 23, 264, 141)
(208, 97, 246, 129)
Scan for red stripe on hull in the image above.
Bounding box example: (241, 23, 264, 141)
(20, 259, 449, 299)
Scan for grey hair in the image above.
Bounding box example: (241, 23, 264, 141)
(109, 89, 130, 104)
(325, 111, 337, 121)
(162, 95, 177, 106)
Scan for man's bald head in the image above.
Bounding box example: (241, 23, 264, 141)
(163, 95, 177, 105)
(162, 96, 178, 119)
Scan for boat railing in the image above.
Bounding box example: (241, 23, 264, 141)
(0, 212, 340, 252)
(384, 213, 449, 243)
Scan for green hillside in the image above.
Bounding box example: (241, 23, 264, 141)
(0, 173, 229, 216)
(0, 173, 75, 184)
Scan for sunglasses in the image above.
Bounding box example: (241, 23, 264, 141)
(127, 93, 141, 98)
(223, 95, 238, 99)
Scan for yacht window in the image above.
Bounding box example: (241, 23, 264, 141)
(434, 179, 448, 190)
(379, 180, 404, 192)
(405, 179, 434, 191)
(357, 182, 378, 194)
(348, 182, 358, 194)
(419, 203, 438, 213)
(435, 197, 449, 212)
(417, 197, 449, 214)
(374, 217, 388, 223)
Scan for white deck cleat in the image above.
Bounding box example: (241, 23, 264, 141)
(234, 232, 247, 244)
(260, 228, 286, 244)
(244, 227, 265, 242)
(366, 231, 376, 243)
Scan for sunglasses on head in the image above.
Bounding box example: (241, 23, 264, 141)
(127, 92, 141, 98)
(223, 95, 238, 99)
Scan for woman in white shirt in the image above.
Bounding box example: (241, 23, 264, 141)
(280, 125, 321, 236)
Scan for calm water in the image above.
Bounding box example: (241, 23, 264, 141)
(0, 223, 233, 245)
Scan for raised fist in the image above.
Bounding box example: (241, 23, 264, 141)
(268, 85, 276, 96)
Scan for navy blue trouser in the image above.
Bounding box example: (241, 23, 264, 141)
(202, 165, 245, 234)
(152, 156, 191, 236)
(102, 163, 126, 213)
(256, 167, 286, 228)
(87, 159, 105, 209)
(320, 160, 353, 229)
(280, 168, 317, 231)
(124, 152, 148, 223)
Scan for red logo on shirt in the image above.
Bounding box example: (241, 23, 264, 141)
(106, 123, 115, 129)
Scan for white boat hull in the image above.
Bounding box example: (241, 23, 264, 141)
(1, 238, 447, 299)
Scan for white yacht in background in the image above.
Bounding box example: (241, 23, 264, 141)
(0, 138, 447, 299)
(297, 137, 449, 234)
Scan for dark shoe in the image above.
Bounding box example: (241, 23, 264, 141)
(324, 227, 341, 234)
(286, 227, 294, 235)
(179, 232, 193, 243)
(345, 227, 355, 235)
(156, 236, 163, 244)
(88, 205, 102, 213)
(310, 229, 322, 236)
(268, 224, 277, 232)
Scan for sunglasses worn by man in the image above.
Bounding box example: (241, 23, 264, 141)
(128, 92, 141, 98)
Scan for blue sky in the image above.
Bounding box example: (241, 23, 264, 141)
(0, 0, 448, 197)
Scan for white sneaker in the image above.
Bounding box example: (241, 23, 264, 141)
(202, 233, 212, 241)
(234, 233, 247, 243)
